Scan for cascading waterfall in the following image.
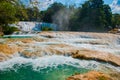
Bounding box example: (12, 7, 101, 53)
(0, 55, 120, 80)
(1, 32, 120, 80)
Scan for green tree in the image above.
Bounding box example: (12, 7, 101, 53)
(26, 7, 41, 21)
(90, 0, 104, 8)
(70, 0, 112, 32)
(3, 26, 19, 35)
(0, 1, 17, 26)
(41, 3, 65, 23)
(103, 5, 112, 29)
(81, 0, 105, 31)
(69, 7, 81, 31)
(112, 14, 120, 28)
(15, 4, 28, 21)
(0, 0, 22, 34)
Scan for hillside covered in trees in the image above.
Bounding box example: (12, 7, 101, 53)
(0, 0, 120, 34)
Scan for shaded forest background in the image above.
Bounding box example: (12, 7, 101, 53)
(0, 0, 120, 34)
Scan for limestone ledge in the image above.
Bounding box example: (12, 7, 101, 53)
(72, 49, 120, 66)
(0, 44, 22, 61)
(67, 71, 113, 80)
(0, 32, 120, 67)
(0, 42, 120, 66)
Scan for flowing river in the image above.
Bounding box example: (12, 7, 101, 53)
(0, 32, 120, 80)
(0, 55, 120, 80)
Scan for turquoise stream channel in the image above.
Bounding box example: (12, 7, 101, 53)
(0, 64, 89, 80)
(3, 35, 34, 38)
(0, 55, 120, 80)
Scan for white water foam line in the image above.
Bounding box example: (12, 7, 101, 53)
(51, 33, 95, 39)
(27, 37, 120, 55)
(55, 37, 120, 55)
(0, 55, 120, 72)
(34, 42, 62, 45)
(68, 43, 120, 54)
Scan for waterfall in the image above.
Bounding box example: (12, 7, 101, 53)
(1, 32, 120, 80)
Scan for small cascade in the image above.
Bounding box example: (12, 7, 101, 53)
(0, 55, 120, 80)
(0, 32, 120, 80)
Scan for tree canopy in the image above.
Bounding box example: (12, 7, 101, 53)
(0, 0, 120, 34)
(0, 1, 17, 25)
(69, 0, 113, 32)
(41, 3, 66, 23)
(0, 0, 27, 34)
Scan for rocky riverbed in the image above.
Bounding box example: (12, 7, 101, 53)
(0, 31, 120, 80)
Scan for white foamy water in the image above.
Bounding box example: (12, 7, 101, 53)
(1, 32, 120, 76)
(52, 34, 120, 55)
(13, 32, 120, 55)
(0, 55, 120, 72)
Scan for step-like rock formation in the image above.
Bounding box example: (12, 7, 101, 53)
(67, 71, 113, 80)
(0, 32, 120, 66)
(72, 49, 120, 66)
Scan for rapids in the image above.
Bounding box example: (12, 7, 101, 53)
(0, 55, 120, 80)
(0, 32, 120, 80)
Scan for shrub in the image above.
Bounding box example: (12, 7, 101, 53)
(3, 26, 19, 35)
(42, 27, 53, 31)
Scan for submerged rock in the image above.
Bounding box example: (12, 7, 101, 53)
(67, 71, 113, 80)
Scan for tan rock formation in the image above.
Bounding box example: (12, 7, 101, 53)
(0, 32, 120, 67)
(72, 49, 120, 66)
(21, 44, 78, 58)
(0, 44, 21, 54)
(6, 38, 34, 43)
(0, 44, 22, 61)
(67, 71, 113, 80)
(20, 43, 120, 66)
(39, 31, 120, 39)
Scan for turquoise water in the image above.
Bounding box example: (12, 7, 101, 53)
(3, 35, 34, 38)
(3, 36, 32, 38)
(0, 64, 89, 80)
(0, 55, 119, 80)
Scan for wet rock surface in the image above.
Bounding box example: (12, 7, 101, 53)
(0, 32, 120, 66)
(0, 32, 120, 79)
(67, 71, 113, 80)
(72, 49, 120, 66)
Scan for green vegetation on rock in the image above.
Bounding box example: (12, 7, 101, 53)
(42, 27, 53, 31)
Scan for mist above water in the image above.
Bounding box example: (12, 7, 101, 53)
(52, 8, 74, 31)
